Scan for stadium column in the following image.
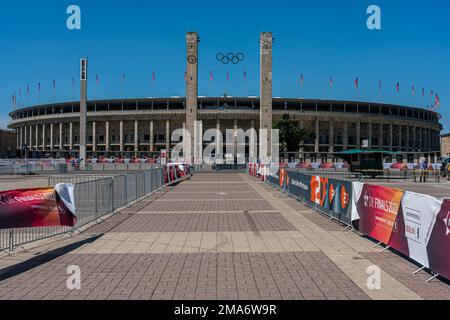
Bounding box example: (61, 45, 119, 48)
(119, 121, 124, 153)
(69, 122, 73, 151)
(134, 120, 138, 155)
(42, 124, 45, 150)
(92, 121, 97, 152)
(105, 121, 110, 152)
(368, 122, 372, 149)
(343, 122, 348, 151)
(59, 123, 63, 150)
(399, 124, 402, 151)
(186, 32, 199, 161)
(389, 124, 393, 150)
(329, 121, 334, 154)
(79, 58, 88, 167)
(356, 121, 361, 148)
(50, 123, 54, 151)
(419, 128, 424, 152)
(24, 126, 27, 149)
(299, 120, 304, 157)
(314, 119, 319, 153)
(406, 126, 409, 152)
(260, 32, 273, 158)
(29, 125, 32, 150)
(35, 125, 38, 150)
(166, 120, 170, 153)
(16, 127, 22, 150)
(379, 124, 383, 149)
(149, 121, 154, 152)
(19, 126, 22, 148)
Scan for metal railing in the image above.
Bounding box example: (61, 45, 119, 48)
(0, 168, 165, 252)
(0, 159, 161, 175)
(293, 169, 363, 182)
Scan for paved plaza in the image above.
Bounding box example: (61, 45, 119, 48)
(0, 173, 449, 300)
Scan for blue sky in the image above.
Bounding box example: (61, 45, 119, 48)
(1, 0, 449, 130)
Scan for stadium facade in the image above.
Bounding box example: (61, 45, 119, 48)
(8, 32, 442, 163)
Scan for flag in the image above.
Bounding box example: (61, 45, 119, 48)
(300, 74, 304, 88)
(96, 75, 99, 86)
(243, 71, 247, 81)
(152, 72, 156, 82)
(72, 77, 74, 86)
(209, 71, 214, 82)
(430, 89, 434, 98)
(411, 85, 415, 96)
(184, 71, 187, 82)
(329, 76, 333, 88)
(12, 94, 15, 107)
(378, 80, 382, 92)
(38, 82, 41, 92)
(435, 94, 440, 108)
(122, 73, 126, 81)
(422, 88, 425, 97)
(27, 85, 30, 95)
(396, 82, 400, 93)
(226, 72, 230, 82)
(354, 77, 359, 90)
(53, 80, 56, 90)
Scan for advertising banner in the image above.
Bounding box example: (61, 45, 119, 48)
(427, 199, 450, 280)
(0, 184, 77, 229)
(356, 184, 405, 246)
(287, 171, 352, 220)
(353, 184, 450, 280)
(267, 168, 289, 190)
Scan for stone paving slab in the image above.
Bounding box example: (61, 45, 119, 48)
(0, 172, 448, 300)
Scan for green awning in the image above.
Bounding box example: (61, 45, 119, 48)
(334, 149, 401, 155)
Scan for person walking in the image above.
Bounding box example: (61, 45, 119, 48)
(419, 157, 427, 182)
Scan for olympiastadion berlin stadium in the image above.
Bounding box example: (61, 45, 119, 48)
(8, 32, 443, 164)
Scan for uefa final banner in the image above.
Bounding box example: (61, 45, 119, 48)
(287, 171, 352, 220)
(353, 184, 450, 280)
(0, 184, 77, 229)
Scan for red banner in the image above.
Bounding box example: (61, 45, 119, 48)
(0, 184, 77, 229)
(357, 184, 405, 246)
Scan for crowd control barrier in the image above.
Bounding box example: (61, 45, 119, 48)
(253, 165, 450, 282)
(264, 168, 353, 226)
(0, 165, 190, 252)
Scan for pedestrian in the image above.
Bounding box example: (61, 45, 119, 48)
(419, 158, 427, 182)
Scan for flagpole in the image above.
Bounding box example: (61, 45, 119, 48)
(121, 74, 125, 101)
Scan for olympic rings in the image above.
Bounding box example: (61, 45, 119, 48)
(216, 52, 245, 64)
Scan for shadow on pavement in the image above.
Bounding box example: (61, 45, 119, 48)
(0, 235, 103, 282)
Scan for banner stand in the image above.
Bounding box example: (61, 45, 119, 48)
(413, 266, 426, 275)
(372, 241, 383, 249)
(379, 245, 391, 253)
(426, 273, 440, 283)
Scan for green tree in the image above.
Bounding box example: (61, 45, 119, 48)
(273, 115, 309, 153)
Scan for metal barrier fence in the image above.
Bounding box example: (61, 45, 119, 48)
(293, 169, 363, 182)
(0, 159, 160, 174)
(0, 168, 165, 252)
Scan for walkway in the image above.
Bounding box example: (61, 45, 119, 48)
(0, 173, 449, 300)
